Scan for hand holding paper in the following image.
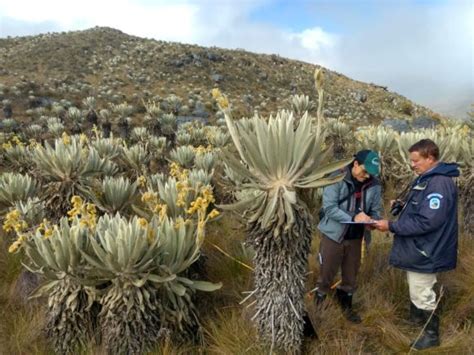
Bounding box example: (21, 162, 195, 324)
(354, 211, 372, 223)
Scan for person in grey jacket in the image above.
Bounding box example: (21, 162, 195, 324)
(374, 139, 459, 350)
(315, 150, 383, 323)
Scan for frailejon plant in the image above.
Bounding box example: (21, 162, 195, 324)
(22, 216, 95, 354)
(2, 138, 32, 173)
(119, 143, 151, 177)
(92, 176, 138, 215)
(459, 135, 474, 235)
(325, 117, 353, 159)
(82, 214, 221, 354)
(288, 94, 315, 117)
(216, 89, 351, 352)
(0, 173, 39, 215)
(355, 125, 397, 185)
(31, 136, 116, 217)
(15, 191, 221, 354)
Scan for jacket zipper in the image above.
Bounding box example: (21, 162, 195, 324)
(338, 181, 372, 241)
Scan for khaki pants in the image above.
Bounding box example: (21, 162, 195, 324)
(316, 235, 362, 294)
(407, 271, 437, 311)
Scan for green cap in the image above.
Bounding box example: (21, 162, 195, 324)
(355, 150, 380, 176)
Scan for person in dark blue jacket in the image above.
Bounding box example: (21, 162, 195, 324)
(374, 139, 459, 351)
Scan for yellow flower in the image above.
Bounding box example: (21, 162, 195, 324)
(71, 195, 83, 205)
(62, 132, 71, 145)
(11, 136, 24, 147)
(211, 88, 229, 109)
(8, 240, 21, 253)
(142, 191, 158, 203)
(217, 96, 229, 109)
(137, 218, 148, 228)
(43, 228, 54, 238)
(79, 133, 88, 145)
(29, 139, 39, 148)
(2, 142, 12, 149)
(201, 186, 215, 203)
(208, 209, 220, 219)
(3, 209, 27, 233)
(86, 203, 96, 215)
(211, 88, 221, 99)
(8, 235, 27, 253)
(169, 162, 182, 178)
(194, 145, 207, 155)
(137, 175, 147, 188)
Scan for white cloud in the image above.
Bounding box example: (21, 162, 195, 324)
(289, 27, 337, 52)
(0, 0, 199, 41)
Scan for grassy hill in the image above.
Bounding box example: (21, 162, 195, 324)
(0, 27, 442, 126)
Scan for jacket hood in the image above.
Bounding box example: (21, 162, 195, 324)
(419, 162, 460, 181)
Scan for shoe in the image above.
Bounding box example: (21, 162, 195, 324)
(315, 291, 326, 305)
(409, 302, 426, 326)
(335, 288, 362, 324)
(302, 313, 318, 339)
(410, 310, 440, 350)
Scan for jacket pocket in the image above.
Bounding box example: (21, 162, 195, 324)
(413, 239, 430, 258)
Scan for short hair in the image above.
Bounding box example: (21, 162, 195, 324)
(408, 139, 439, 160)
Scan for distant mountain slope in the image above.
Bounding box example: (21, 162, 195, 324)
(0, 27, 443, 125)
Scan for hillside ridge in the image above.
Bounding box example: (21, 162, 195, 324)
(0, 26, 442, 126)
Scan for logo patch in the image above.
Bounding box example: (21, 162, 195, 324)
(427, 193, 443, 199)
(372, 157, 380, 166)
(429, 197, 441, 209)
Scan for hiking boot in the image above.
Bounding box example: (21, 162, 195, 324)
(315, 291, 326, 305)
(409, 302, 426, 326)
(335, 288, 362, 324)
(411, 310, 440, 350)
(302, 313, 318, 339)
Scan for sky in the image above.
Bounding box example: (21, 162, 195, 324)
(0, 0, 473, 118)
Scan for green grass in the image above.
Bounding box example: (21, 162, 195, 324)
(1, 215, 473, 354)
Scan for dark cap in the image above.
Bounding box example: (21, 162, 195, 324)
(355, 150, 380, 176)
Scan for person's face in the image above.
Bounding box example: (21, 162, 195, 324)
(352, 160, 370, 182)
(409, 151, 437, 175)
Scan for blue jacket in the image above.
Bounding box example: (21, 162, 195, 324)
(318, 166, 383, 243)
(388, 162, 460, 273)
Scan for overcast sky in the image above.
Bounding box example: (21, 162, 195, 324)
(0, 0, 472, 118)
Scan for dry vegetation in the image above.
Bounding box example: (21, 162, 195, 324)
(1, 218, 473, 354)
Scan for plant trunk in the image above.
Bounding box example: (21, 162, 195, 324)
(247, 204, 312, 353)
(460, 175, 473, 236)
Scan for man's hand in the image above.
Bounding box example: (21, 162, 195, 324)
(373, 219, 390, 232)
(354, 212, 372, 223)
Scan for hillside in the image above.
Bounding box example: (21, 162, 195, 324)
(0, 27, 442, 126)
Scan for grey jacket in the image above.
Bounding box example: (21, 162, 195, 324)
(317, 167, 383, 243)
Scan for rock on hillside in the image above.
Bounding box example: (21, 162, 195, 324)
(0, 27, 443, 125)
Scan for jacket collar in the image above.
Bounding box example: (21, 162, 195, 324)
(417, 162, 460, 183)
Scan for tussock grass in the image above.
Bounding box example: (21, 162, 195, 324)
(204, 309, 269, 355)
(0, 215, 473, 354)
(0, 237, 51, 354)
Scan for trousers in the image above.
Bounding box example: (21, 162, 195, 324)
(316, 234, 362, 294)
(407, 271, 437, 310)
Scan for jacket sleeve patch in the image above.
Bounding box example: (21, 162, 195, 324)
(429, 197, 441, 209)
(427, 193, 443, 199)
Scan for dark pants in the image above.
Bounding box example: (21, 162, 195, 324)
(316, 234, 362, 294)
